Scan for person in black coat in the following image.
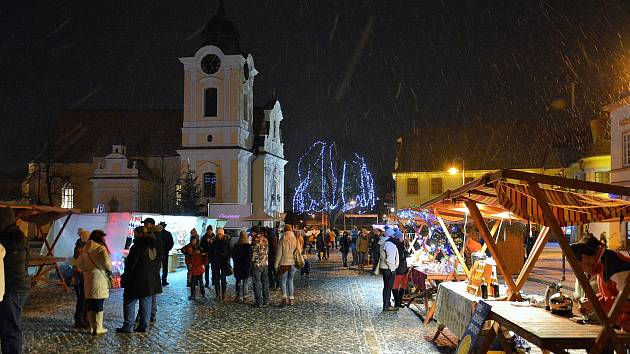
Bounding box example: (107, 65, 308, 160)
(208, 228, 230, 302)
(392, 231, 409, 308)
(0, 208, 30, 354)
(158, 222, 174, 286)
(231, 231, 252, 302)
(116, 226, 162, 333)
(339, 231, 351, 267)
(200, 226, 214, 288)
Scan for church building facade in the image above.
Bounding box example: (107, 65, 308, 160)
(22, 3, 286, 218)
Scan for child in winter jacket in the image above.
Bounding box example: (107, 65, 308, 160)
(182, 236, 207, 299)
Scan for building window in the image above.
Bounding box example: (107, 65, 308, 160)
(624, 132, 630, 167)
(204, 88, 218, 117)
(430, 178, 443, 195)
(203, 172, 216, 198)
(175, 183, 182, 207)
(61, 182, 74, 209)
(407, 178, 418, 195)
(595, 171, 610, 184)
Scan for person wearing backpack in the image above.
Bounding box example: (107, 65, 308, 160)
(379, 228, 399, 312)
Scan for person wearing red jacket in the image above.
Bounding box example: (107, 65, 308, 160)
(182, 236, 207, 300)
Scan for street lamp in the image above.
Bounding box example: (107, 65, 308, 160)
(448, 157, 465, 185)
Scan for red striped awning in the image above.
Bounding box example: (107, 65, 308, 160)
(495, 182, 630, 227)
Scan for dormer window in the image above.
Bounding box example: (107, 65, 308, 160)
(204, 87, 218, 117)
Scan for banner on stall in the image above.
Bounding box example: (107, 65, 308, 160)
(456, 300, 492, 354)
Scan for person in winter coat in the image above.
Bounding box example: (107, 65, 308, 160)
(183, 236, 207, 300)
(356, 229, 370, 273)
(391, 230, 409, 308)
(339, 231, 351, 267)
(325, 229, 335, 259)
(350, 227, 359, 266)
(209, 227, 230, 302)
(200, 226, 214, 288)
(379, 228, 400, 312)
(295, 229, 305, 255)
(232, 231, 252, 302)
(316, 229, 326, 261)
(369, 229, 382, 275)
(158, 222, 174, 286)
(250, 226, 270, 307)
(72, 229, 90, 329)
(77, 230, 113, 335)
(116, 226, 162, 333)
(275, 225, 298, 306)
(0, 208, 29, 354)
(266, 228, 280, 289)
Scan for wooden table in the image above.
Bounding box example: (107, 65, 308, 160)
(29, 256, 69, 291)
(482, 301, 630, 353)
(405, 267, 467, 324)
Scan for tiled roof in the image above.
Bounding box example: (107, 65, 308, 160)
(39, 110, 183, 163)
(395, 119, 583, 172)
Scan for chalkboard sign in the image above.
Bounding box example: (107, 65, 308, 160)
(456, 300, 492, 354)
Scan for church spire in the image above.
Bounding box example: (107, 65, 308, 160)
(201, 0, 241, 55)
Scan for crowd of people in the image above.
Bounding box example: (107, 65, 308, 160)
(6, 203, 630, 352)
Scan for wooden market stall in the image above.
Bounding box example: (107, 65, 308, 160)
(416, 169, 630, 353)
(0, 203, 78, 291)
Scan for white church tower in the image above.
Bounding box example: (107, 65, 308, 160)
(177, 1, 257, 205)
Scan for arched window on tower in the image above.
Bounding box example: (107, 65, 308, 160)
(204, 87, 218, 117)
(203, 172, 216, 198)
(61, 182, 74, 209)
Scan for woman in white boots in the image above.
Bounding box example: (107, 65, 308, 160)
(78, 230, 112, 335)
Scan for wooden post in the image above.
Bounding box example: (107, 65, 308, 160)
(48, 214, 71, 255)
(527, 181, 621, 354)
(514, 227, 550, 296)
(480, 221, 501, 255)
(436, 215, 470, 278)
(464, 200, 519, 298)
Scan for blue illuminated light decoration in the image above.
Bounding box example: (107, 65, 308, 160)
(292, 141, 376, 213)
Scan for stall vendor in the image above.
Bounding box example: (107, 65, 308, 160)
(571, 235, 630, 331)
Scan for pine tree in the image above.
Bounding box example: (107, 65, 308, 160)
(179, 167, 201, 216)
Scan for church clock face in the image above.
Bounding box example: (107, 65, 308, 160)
(201, 54, 221, 74)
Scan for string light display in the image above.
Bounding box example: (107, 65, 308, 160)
(292, 141, 376, 213)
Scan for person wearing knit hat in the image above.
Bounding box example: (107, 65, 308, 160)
(232, 231, 252, 302)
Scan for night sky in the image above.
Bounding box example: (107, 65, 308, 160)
(2, 1, 629, 194)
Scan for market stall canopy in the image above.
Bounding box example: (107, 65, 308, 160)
(417, 169, 630, 227)
(0, 202, 79, 225)
(239, 211, 274, 222)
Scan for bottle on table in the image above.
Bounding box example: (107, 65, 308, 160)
(480, 277, 488, 299)
(491, 277, 500, 297)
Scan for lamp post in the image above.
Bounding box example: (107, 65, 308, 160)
(343, 199, 356, 231)
(448, 157, 465, 185)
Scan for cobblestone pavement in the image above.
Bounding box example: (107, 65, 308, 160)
(22, 250, 454, 354)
